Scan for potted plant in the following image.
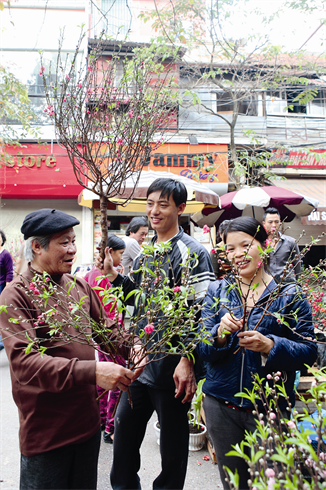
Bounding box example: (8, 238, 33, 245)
(188, 378, 207, 451)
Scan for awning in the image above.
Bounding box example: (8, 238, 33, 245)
(274, 179, 326, 207)
(78, 170, 225, 213)
(275, 179, 326, 226)
(78, 188, 216, 213)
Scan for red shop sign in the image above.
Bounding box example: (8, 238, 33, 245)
(0, 143, 85, 199)
(271, 148, 326, 169)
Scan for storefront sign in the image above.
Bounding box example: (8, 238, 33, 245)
(144, 143, 228, 183)
(271, 148, 326, 169)
(301, 208, 326, 225)
(0, 143, 85, 198)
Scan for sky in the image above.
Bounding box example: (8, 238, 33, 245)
(219, 0, 326, 53)
(0, 0, 325, 86)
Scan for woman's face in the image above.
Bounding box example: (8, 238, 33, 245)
(225, 231, 262, 281)
(110, 248, 125, 267)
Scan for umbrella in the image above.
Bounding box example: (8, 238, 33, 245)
(81, 170, 220, 212)
(192, 185, 319, 228)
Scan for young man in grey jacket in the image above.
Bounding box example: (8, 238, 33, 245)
(103, 178, 215, 490)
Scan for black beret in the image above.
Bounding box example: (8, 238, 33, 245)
(21, 209, 80, 239)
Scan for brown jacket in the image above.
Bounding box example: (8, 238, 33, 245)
(0, 267, 124, 456)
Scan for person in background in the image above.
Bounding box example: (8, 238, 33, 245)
(0, 229, 14, 294)
(0, 229, 14, 351)
(84, 234, 126, 444)
(262, 207, 301, 279)
(14, 242, 28, 276)
(121, 217, 148, 272)
(197, 216, 316, 490)
(210, 220, 232, 280)
(218, 220, 231, 243)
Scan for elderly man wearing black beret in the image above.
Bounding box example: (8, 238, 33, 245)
(0, 209, 139, 490)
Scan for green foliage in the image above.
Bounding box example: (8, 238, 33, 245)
(40, 31, 180, 256)
(224, 370, 326, 489)
(3, 243, 212, 373)
(41, 33, 180, 195)
(139, 0, 323, 185)
(0, 65, 39, 149)
(298, 264, 326, 331)
(191, 377, 205, 428)
(285, 0, 324, 12)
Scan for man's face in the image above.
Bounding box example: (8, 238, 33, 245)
(146, 191, 185, 236)
(32, 228, 77, 275)
(130, 226, 148, 245)
(263, 213, 281, 236)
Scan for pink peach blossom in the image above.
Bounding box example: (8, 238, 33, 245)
(144, 324, 154, 335)
(267, 477, 275, 490)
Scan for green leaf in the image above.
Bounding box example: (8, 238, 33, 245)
(25, 342, 34, 355)
(39, 346, 47, 356)
(8, 317, 19, 324)
(223, 467, 239, 488)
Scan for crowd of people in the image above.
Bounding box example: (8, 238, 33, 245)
(0, 179, 317, 490)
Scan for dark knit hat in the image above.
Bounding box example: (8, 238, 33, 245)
(21, 209, 80, 239)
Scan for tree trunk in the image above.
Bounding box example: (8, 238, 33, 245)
(230, 123, 238, 167)
(230, 103, 245, 188)
(99, 195, 109, 260)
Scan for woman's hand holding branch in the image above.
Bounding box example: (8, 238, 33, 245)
(237, 330, 274, 355)
(217, 313, 244, 347)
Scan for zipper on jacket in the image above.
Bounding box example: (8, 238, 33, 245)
(239, 310, 250, 407)
(225, 276, 275, 407)
(239, 352, 246, 407)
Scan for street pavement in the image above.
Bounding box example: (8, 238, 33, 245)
(0, 349, 223, 489)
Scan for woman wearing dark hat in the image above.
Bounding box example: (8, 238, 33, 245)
(0, 209, 138, 490)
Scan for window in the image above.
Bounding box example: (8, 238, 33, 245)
(307, 90, 326, 116)
(0, 50, 81, 125)
(216, 92, 257, 115)
(101, 0, 131, 37)
(266, 87, 326, 116)
(287, 87, 306, 114)
(216, 93, 233, 113)
(265, 90, 287, 115)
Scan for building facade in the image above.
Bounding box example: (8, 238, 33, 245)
(0, 0, 325, 266)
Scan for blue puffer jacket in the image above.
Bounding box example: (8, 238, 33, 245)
(196, 276, 317, 410)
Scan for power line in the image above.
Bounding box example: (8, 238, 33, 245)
(299, 20, 326, 51)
